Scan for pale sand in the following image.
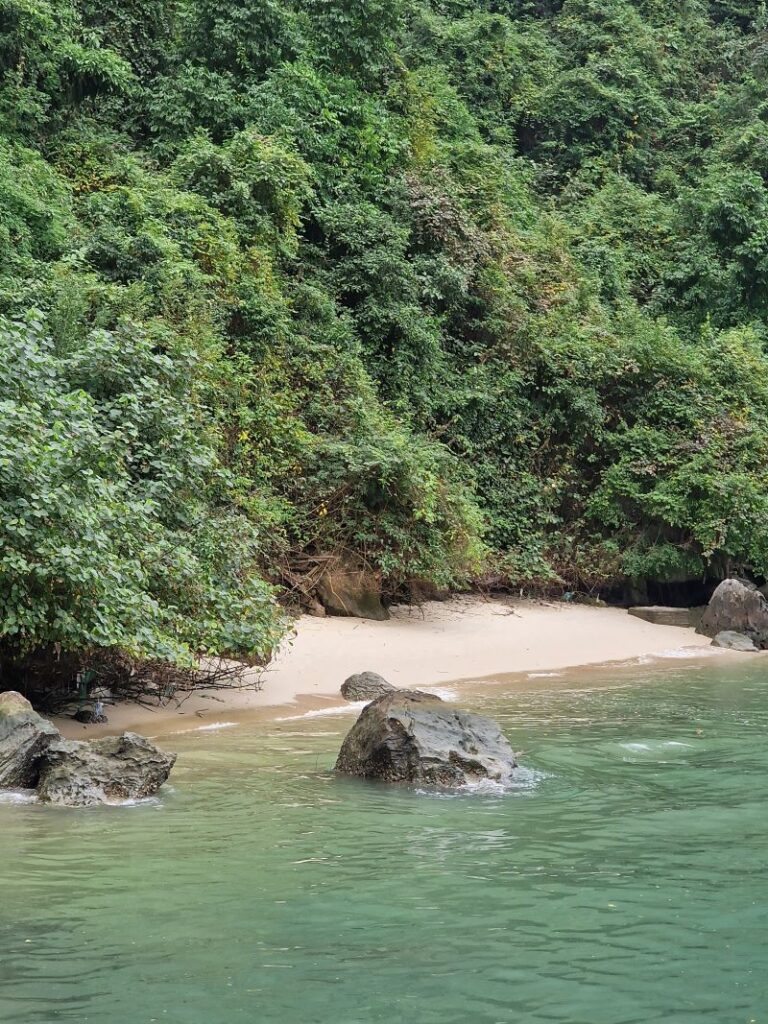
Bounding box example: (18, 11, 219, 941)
(56, 597, 721, 739)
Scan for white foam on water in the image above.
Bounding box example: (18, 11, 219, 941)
(619, 739, 695, 759)
(658, 646, 717, 659)
(106, 795, 163, 808)
(422, 686, 459, 701)
(0, 790, 37, 805)
(277, 703, 365, 721)
(527, 672, 563, 679)
(171, 720, 238, 735)
(416, 765, 547, 798)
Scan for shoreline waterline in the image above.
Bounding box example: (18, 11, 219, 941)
(52, 597, 743, 741)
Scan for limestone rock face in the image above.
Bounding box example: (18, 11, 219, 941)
(335, 691, 516, 788)
(698, 579, 768, 648)
(340, 672, 396, 701)
(317, 561, 389, 621)
(628, 606, 698, 627)
(712, 630, 759, 652)
(0, 691, 59, 788)
(37, 732, 176, 806)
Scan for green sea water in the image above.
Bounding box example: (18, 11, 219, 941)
(1, 657, 767, 1024)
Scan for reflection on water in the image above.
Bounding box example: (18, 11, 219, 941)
(1, 660, 767, 1023)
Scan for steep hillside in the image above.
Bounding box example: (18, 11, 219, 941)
(3, 0, 768, 669)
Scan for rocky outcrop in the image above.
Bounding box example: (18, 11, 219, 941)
(0, 691, 59, 788)
(628, 606, 702, 628)
(317, 560, 389, 621)
(335, 691, 517, 788)
(340, 671, 395, 701)
(712, 630, 759, 652)
(36, 732, 177, 807)
(698, 579, 768, 648)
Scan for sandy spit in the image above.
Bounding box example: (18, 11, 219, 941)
(54, 597, 724, 739)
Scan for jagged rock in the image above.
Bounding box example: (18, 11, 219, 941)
(36, 732, 176, 807)
(340, 671, 396, 701)
(335, 691, 516, 788)
(712, 630, 759, 652)
(317, 560, 389, 621)
(697, 579, 768, 648)
(628, 606, 699, 627)
(0, 691, 59, 788)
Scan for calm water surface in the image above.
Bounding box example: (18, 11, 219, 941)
(1, 658, 766, 1023)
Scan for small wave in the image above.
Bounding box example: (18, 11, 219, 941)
(0, 790, 37, 805)
(277, 703, 365, 721)
(619, 739, 695, 759)
(527, 671, 563, 679)
(172, 720, 238, 735)
(416, 765, 546, 798)
(658, 646, 717, 659)
(421, 686, 459, 701)
(110, 795, 163, 808)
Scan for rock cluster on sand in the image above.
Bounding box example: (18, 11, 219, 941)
(697, 579, 768, 650)
(335, 690, 517, 789)
(0, 691, 176, 806)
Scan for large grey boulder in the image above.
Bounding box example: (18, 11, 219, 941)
(335, 691, 517, 788)
(0, 691, 59, 788)
(37, 732, 176, 806)
(340, 672, 396, 701)
(698, 579, 768, 648)
(712, 630, 759, 652)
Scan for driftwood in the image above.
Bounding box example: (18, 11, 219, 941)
(0, 646, 262, 717)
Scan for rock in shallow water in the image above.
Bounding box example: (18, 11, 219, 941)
(340, 671, 395, 701)
(335, 691, 517, 788)
(0, 691, 59, 788)
(698, 579, 768, 648)
(37, 732, 177, 806)
(712, 630, 759, 652)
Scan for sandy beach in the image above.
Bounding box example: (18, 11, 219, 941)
(56, 597, 721, 738)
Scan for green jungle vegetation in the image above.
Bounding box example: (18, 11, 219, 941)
(3, 0, 768, 675)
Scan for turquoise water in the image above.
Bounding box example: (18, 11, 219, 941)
(1, 659, 767, 1023)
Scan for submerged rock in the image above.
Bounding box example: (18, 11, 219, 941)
(0, 691, 59, 788)
(340, 671, 395, 701)
(37, 732, 176, 806)
(335, 691, 516, 788)
(712, 630, 759, 652)
(698, 579, 768, 648)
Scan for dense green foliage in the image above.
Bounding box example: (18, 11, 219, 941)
(4, 0, 768, 662)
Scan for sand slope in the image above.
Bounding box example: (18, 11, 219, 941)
(56, 598, 718, 738)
